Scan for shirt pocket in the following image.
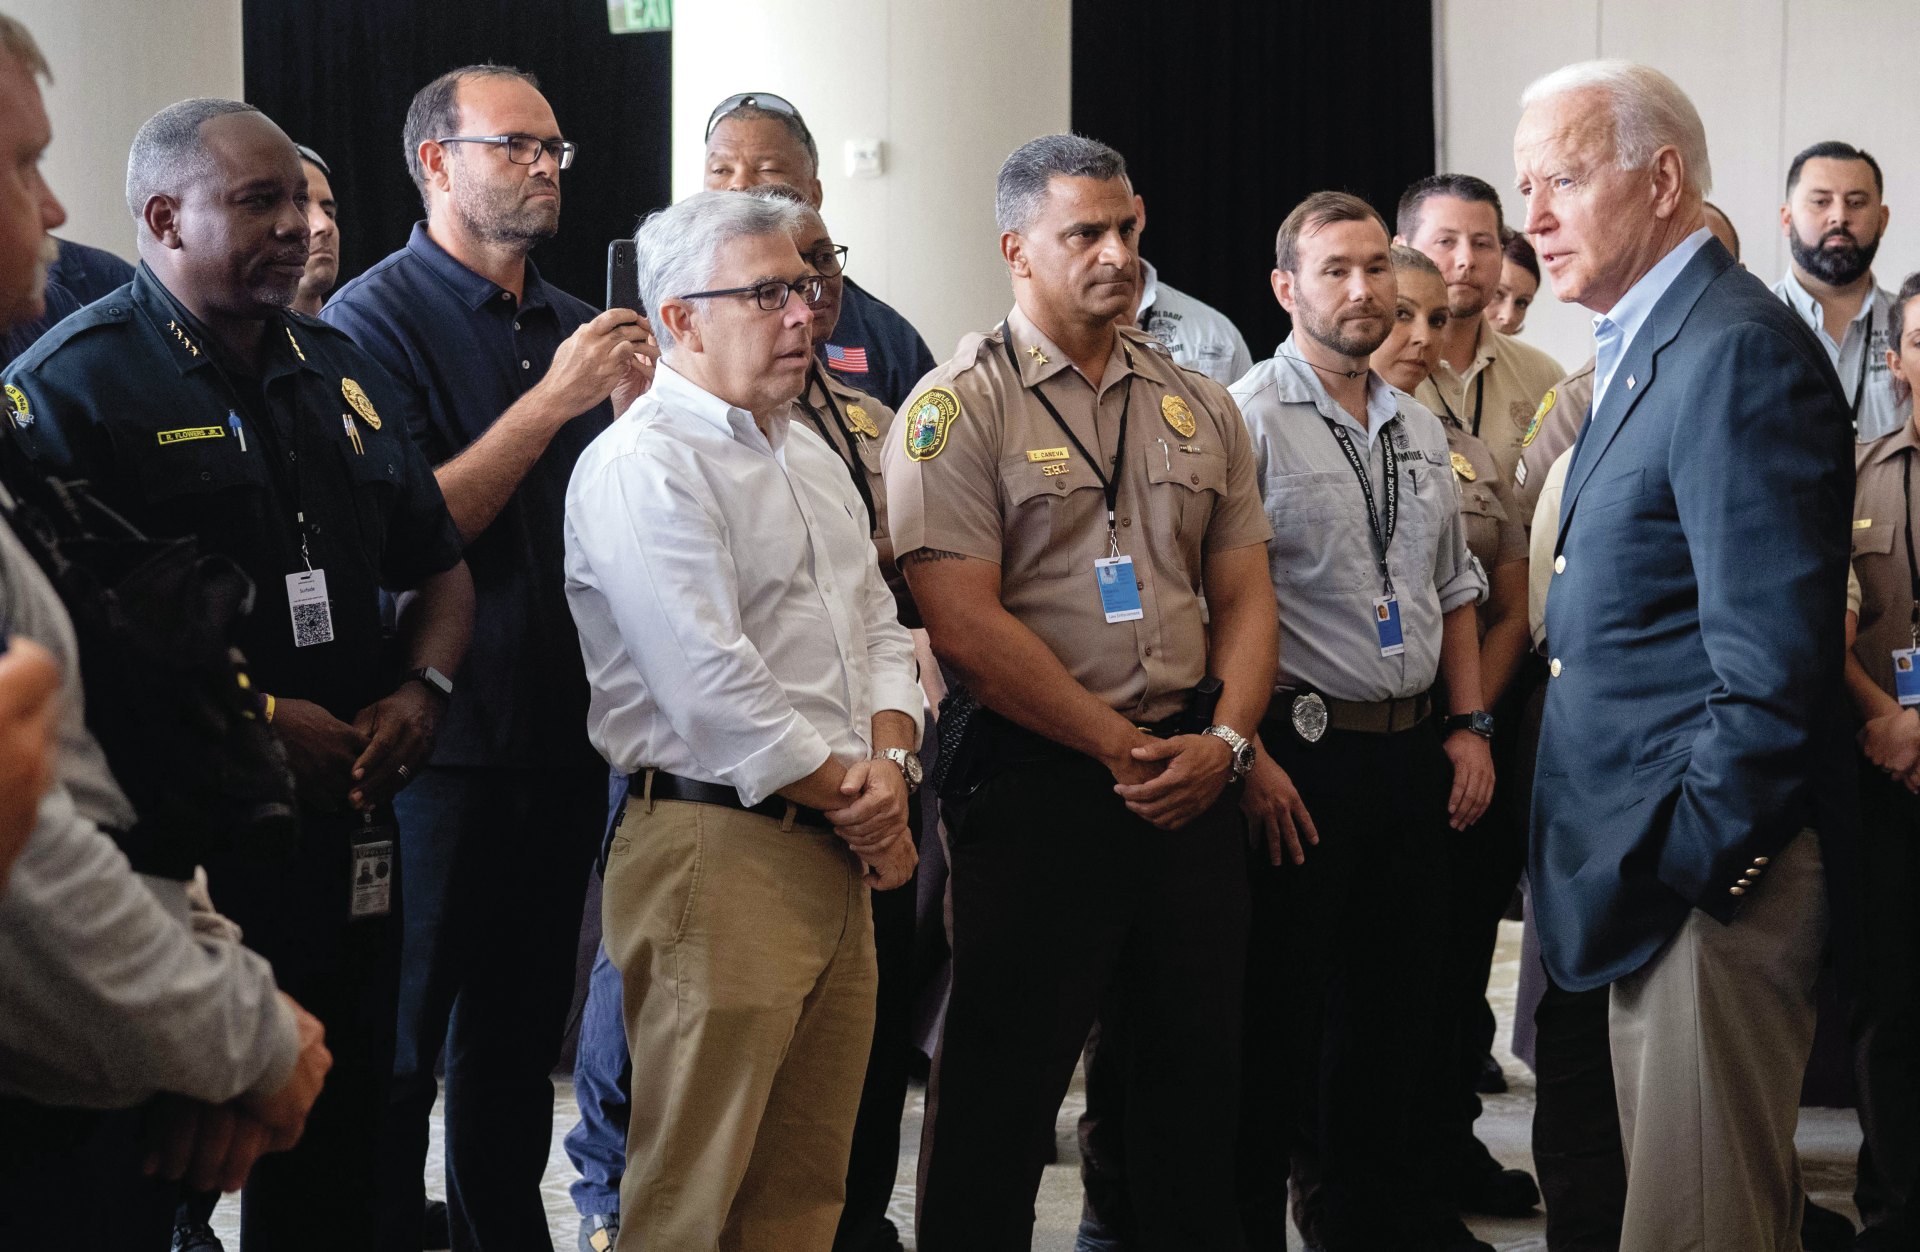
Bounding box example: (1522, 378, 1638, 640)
(1147, 442, 1227, 550)
(1263, 469, 1373, 594)
(1000, 452, 1105, 580)
(853, 433, 885, 479)
(335, 428, 405, 573)
(1458, 481, 1506, 569)
(1853, 517, 1896, 560)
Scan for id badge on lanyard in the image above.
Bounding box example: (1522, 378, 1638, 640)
(1325, 415, 1403, 657)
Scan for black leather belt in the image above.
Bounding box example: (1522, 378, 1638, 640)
(634, 769, 832, 830)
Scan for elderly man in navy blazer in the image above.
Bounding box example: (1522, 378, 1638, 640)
(1518, 61, 1857, 1252)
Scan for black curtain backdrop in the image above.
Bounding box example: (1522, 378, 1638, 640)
(1072, 0, 1435, 360)
(243, 0, 671, 308)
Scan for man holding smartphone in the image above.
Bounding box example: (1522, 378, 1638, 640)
(321, 63, 655, 1252)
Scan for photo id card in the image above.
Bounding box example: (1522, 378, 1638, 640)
(350, 837, 393, 919)
(1095, 555, 1145, 624)
(285, 568, 335, 647)
(1895, 648, 1920, 707)
(1372, 594, 1405, 657)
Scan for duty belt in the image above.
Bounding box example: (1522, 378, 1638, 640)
(1268, 687, 1431, 742)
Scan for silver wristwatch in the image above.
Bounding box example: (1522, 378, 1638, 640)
(875, 747, 923, 794)
(1203, 724, 1255, 781)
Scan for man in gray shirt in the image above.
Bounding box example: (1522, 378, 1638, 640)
(1230, 192, 1494, 1252)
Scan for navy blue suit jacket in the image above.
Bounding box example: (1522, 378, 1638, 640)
(1530, 237, 1859, 992)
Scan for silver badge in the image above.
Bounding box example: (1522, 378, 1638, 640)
(1290, 691, 1328, 744)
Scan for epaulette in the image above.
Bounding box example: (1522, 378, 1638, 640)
(948, 329, 998, 378)
(6, 294, 134, 376)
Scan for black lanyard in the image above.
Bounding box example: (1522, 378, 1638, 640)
(1854, 308, 1875, 428)
(799, 362, 877, 533)
(999, 324, 1133, 542)
(1324, 415, 1400, 596)
(1903, 449, 1918, 649)
(1433, 369, 1486, 437)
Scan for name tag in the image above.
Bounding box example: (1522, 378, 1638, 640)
(157, 425, 226, 445)
(1095, 555, 1144, 624)
(286, 569, 335, 647)
(351, 836, 394, 918)
(1373, 594, 1405, 657)
(1027, 447, 1070, 462)
(1895, 648, 1920, 707)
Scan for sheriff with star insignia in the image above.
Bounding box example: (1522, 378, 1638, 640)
(0, 100, 473, 1240)
(882, 134, 1275, 1250)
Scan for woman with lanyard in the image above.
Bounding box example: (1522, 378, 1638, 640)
(1842, 269, 1920, 1248)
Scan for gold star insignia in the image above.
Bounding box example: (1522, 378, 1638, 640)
(1027, 344, 1049, 366)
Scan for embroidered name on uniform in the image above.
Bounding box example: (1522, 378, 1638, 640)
(157, 426, 226, 445)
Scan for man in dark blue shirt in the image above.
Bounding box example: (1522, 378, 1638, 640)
(700, 92, 934, 410)
(48, 236, 133, 304)
(321, 63, 651, 1252)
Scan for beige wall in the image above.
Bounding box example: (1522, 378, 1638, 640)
(1438, 0, 1920, 374)
(10, 0, 244, 265)
(672, 0, 1073, 364)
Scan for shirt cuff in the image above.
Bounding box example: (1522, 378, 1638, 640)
(241, 991, 301, 1104)
(871, 669, 927, 751)
(1437, 554, 1490, 614)
(720, 709, 836, 808)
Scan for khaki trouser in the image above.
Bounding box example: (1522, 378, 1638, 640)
(603, 790, 877, 1252)
(1610, 827, 1827, 1252)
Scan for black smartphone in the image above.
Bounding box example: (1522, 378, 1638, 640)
(606, 239, 642, 316)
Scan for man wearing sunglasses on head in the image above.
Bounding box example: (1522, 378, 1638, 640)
(703, 92, 935, 413)
(321, 63, 656, 1252)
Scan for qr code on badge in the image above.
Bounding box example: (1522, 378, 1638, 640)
(292, 599, 334, 647)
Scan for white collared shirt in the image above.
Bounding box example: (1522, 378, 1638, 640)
(1591, 227, 1712, 420)
(563, 362, 923, 807)
(1136, 259, 1254, 386)
(1774, 269, 1909, 442)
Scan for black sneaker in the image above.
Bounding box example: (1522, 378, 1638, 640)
(1473, 1051, 1508, 1094)
(423, 1199, 450, 1250)
(172, 1223, 224, 1252)
(580, 1213, 620, 1252)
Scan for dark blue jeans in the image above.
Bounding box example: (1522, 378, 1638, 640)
(565, 943, 630, 1216)
(382, 765, 605, 1252)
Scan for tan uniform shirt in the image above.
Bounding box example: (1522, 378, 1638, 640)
(1850, 419, 1920, 697)
(1527, 447, 1574, 653)
(1415, 314, 1564, 486)
(1512, 355, 1596, 530)
(798, 368, 914, 624)
(1442, 416, 1527, 576)
(883, 305, 1272, 723)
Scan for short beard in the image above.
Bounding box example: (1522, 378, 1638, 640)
(450, 164, 560, 250)
(1299, 301, 1389, 360)
(1791, 223, 1878, 287)
(1446, 285, 1488, 320)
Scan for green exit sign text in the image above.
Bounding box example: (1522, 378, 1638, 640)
(608, 0, 671, 33)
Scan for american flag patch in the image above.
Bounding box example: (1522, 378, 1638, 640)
(824, 343, 869, 373)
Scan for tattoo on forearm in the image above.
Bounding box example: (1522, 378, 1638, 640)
(902, 548, 970, 565)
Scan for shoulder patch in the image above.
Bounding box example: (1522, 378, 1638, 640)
(1520, 389, 1555, 447)
(904, 388, 960, 461)
(5, 384, 30, 428)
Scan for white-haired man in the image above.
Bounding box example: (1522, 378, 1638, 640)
(1517, 61, 1857, 1251)
(562, 190, 921, 1252)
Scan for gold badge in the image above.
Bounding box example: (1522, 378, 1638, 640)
(1026, 447, 1070, 462)
(341, 378, 381, 430)
(285, 326, 306, 362)
(1161, 394, 1196, 439)
(4, 384, 31, 429)
(846, 404, 879, 438)
(1450, 451, 1476, 481)
(1521, 389, 1555, 447)
(1027, 344, 1049, 366)
(904, 388, 959, 462)
(157, 426, 227, 445)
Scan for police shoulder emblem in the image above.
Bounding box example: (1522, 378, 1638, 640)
(5, 384, 32, 429)
(846, 404, 879, 439)
(904, 388, 959, 462)
(1520, 388, 1555, 447)
(341, 378, 381, 430)
(1450, 451, 1476, 481)
(1161, 393, 1196, 438)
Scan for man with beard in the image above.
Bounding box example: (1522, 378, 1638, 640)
(887, 133, 1276, 1251)
(1231, 191, 1493, 1252)
(2, 96, 472, 1248)
(1397, 174, 1563, 483)
(321, 64, 655, 1251)
(1775, 141, 1905, 441)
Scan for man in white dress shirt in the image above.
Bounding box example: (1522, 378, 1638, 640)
(562, 190, 923, 1252)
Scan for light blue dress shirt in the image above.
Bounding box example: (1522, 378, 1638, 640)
(1590, 227, 1713, 421)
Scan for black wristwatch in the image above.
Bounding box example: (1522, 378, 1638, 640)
(1443, 710, 1494, 739)
(403, 665, 454, 702)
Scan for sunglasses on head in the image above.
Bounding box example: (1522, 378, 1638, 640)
(704, 92, 805, 142)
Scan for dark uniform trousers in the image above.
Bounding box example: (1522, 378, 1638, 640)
(1852, 763, 1920, 1242)
(204, 803, 404, 1250)
(1239, 719, 1455, 1252)
(916, 744, 1249, 1251)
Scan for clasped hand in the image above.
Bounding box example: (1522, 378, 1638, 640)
(1111, 730, 1232, 831)
(1860, 706, 1920, 793)
(825, 758, 916, 890)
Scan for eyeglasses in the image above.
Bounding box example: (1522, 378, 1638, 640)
(436, 134, 577, 170)
(704, 92, 804, 142)
(803, 244, 849, 278)
(678, 275, 824, 312)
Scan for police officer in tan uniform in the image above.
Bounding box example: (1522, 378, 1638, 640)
(885, 134, 1275, 1252)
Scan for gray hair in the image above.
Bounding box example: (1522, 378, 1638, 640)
(0, 12, 50, 81)
(634, 190, 805, 353)
(126, 98, 264, 222)
(1520, 60, 1712, 197)
(995, 133, 1129, 235)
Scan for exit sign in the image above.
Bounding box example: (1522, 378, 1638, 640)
(608, 0, 670, 33)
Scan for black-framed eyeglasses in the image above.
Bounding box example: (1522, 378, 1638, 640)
(704, 92, 803, 142)
(436, 134, 577, 170)
(803, 244, 849, 278)
(678, 275, 825, 312)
